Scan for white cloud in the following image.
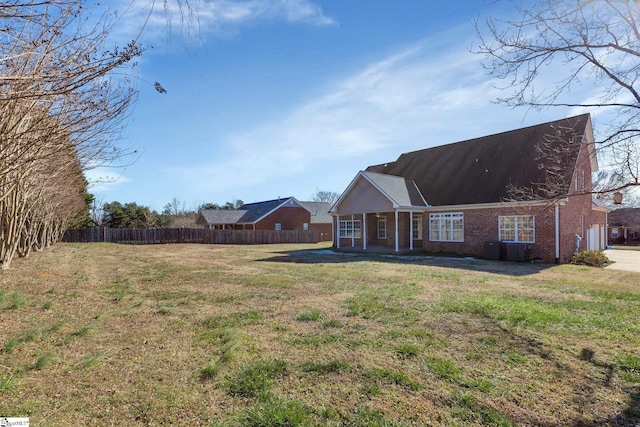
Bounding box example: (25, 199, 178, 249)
(106, 0, 335, 46)
(164, 30, 545, 200)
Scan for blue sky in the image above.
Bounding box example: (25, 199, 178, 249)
(86, 0, 592, 211)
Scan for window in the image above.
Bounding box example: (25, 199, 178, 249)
(429, 213, 463, 242)
(338, 220, 361, 238)
(499, 215, 535, 243)
(275, 223, 281, 231)
(303, 223, 309, 231)
(377, 215, 387, 239)
(611, 228, 619, 238)
(412, 214, 423, 240)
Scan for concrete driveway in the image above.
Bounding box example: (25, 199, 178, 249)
(604, 249, 640, 273)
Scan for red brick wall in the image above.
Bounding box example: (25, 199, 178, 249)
(255, 206, 311, 231)
(422, 206, 557, 262)
(310, 223, 332, 241)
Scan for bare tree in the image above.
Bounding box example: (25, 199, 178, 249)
(476, 0, 640, 202)
(0, 1, 141, 268)
(310, 189, 340, 205)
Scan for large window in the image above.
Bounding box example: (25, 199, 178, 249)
(429, 213, 463, 242)
(339, 220, 361, 238)
(412, 214, 423, 240)
(377, 215, 387, 239)
(499, 215, 535, 243)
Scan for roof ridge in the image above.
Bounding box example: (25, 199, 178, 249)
(397, 113, 590, 158)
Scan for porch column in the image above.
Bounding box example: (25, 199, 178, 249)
(351, 215, 355, 248)
(336, 215, 340, 249)
(409, 212, 413, 251)
(395, 210, 399, 252)
(363, 213, 367, 251)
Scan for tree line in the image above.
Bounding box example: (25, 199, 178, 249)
(84, 190, 340, 229)
(86, 199, 246, 229)
(0, 1, 147, 268)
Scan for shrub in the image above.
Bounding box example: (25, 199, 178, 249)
(571, 250, 610, 267)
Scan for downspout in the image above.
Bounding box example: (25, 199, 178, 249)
(555, 204, 560, 263)
(605, 211, 608, 249)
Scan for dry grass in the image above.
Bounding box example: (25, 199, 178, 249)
(1, 242, 639, 426)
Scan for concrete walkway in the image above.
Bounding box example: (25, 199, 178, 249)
(604, 249, 640, 273)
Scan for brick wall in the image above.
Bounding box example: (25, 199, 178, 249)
(422, 206, 557, 262)
(255, 206, 311, 231)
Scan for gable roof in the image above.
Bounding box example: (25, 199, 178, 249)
(299, 201, 332, 224)
(197, 197, 311, 226)
(331, 170, 428, 213)
(197, 209, 246, 225)
(609, 207, 640, 228)
(366, 114, 591, 206)
(362, 171, 428, 208)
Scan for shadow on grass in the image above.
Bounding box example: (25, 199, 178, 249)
(258, 247, 555, 277)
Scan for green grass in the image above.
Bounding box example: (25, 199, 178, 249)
(1, 242, 639, 426)
(0, 373, 15, 392)
(2, 291, 27, 310)
(33, 352, 54, 370)
(295, 309, 322, 322)
(226, 359, 288, 398)
(231, 396, 316, 427)
(366, 367, 422, 391)
(424, 355, 463, 380)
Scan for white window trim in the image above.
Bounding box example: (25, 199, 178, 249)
(275, 223, 282, 231)
(429, 212, 464, 242)
(377, 215, 387, 239)
(338, 220, 362, 238)
(498, 215, 535, 243)
(412, 214, 423, 240)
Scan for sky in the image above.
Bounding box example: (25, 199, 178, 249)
(85, 0, 596, 212)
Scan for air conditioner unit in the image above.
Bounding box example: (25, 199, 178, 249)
(501, 243, 528, 262)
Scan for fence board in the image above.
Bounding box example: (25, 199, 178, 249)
(62, 227, 318, 245)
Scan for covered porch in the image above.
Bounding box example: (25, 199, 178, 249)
(334, 211, 425, 252)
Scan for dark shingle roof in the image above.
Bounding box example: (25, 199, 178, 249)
(609, 207, 640, 228)
(198, 197, 304, 225)
(367, 114, 590, 206)
(236, 198, 295, 223)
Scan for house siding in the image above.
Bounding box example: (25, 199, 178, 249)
(337, 177, 394, 214)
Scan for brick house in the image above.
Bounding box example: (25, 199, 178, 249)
(330, 114, 609, 263)
(608, 208, 640, 245)
(196, 197, 312, 231)
(299, 201, 333, 242)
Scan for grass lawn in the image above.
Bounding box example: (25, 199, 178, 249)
(1, 242, 639, 426)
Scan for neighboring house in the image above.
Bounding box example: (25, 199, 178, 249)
(608, 208, 640, 245)
(299, 201, 333, 242)
(196, 197, 312, 231)
(330, 114, 609, 264)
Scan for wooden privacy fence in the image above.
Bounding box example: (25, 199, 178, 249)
(62, 227, 319, 245)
